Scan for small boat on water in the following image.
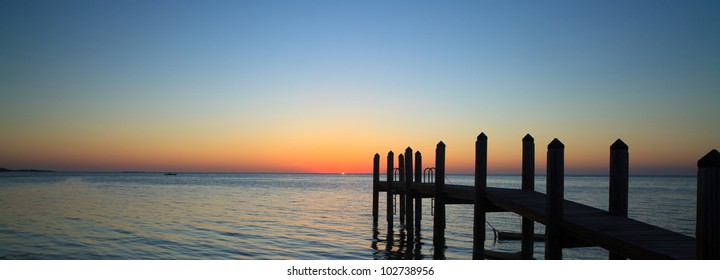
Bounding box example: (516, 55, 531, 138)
(164, 172, 178, 176)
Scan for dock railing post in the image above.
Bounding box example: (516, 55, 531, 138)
(387, 151, 394, 233)
(609, 139, 629, 260)
(697, 149, 720, 259)
(405, 148, 415, 251)
(546, 138, 564, 260)
(521, 134, 535, 260)
(373, 153, 380, 228)
(399, 154, 406, 228)
(433, 141, 446, 259)
(414, 151, 423, 234)
(473, 133, 487, 259)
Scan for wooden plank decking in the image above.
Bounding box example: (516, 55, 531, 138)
(377, 181, 696, 259)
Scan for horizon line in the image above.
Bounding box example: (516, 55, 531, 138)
(0, 169, 695, 177)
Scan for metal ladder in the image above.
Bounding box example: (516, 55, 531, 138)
(393, 167, 400, 215)
(423, 167, 436, 216)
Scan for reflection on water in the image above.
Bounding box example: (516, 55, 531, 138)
(0, 173, 695, 259)
(371, 227, 430, 260)
(1, 173, 372, 259)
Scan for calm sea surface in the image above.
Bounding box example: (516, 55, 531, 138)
(0, 173, 695, 259)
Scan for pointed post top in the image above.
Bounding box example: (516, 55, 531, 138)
(415, 150, 421, 156)
(406, 147, 413, 153)
(548, 138, 564, 149)
(523, 134, 534, 142)
(437, 141, 445, 148)
(477, 133, 487, 140)
(611, 139, 628, 150)
(388, 151, 394, 156)
(698, 149, 720, 168)
(374, 153, 380, 158)
(399, 154, 404, 160)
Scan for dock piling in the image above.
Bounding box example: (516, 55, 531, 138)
(546, 138, 565, 260)
(387, 151, 394, 233)
(373, 153, 380, 228)
(609, 139, 629, 259)
(521, 134, 535, 260)
(433, 141, 446, 259)
(697, 149, 720, 259)
(405, 148, 415, 250)
(473, 133, 488, 259)
(414, 151, 423, 234)
(399, 154, 406, 227)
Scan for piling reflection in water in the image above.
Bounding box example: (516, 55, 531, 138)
(371, 227, 428, 260)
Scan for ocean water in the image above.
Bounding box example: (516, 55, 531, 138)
(0, 172, 696, 260)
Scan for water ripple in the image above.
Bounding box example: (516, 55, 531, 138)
(0, 173, 697, 259)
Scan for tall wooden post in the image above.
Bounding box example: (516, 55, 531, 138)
(473, 133, 487, 259)
(697, 149, 720, 259)
(415, 151, 422, 183)
(414, 151, 423, 233)
(521, 134, 535, 260)
(399, 154, 406, 227)
(546, 138, 564, 260)
(373, 153, 380, 228)
(405, 148, 414, 248)
(609, 139, 629, 260)
(387, 151, 394, 233)
(433, 141, 446, 259)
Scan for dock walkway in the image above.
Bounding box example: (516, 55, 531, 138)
(371, 133, 720, 260)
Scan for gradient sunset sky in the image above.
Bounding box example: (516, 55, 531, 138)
(1, 0, 718, 174)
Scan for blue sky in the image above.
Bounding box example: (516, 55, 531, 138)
(1, 0, 719, 174)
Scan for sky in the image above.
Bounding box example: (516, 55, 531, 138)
(1, 0, 718, 175)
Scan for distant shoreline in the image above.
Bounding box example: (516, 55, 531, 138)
(0, 168, 55, 173)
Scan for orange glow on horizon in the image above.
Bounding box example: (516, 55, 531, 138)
(0, 126, 711, 175)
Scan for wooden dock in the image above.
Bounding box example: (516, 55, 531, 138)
(372, 133, 720, 260)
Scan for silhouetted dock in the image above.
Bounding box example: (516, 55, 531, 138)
(372, 133, 720, 260)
